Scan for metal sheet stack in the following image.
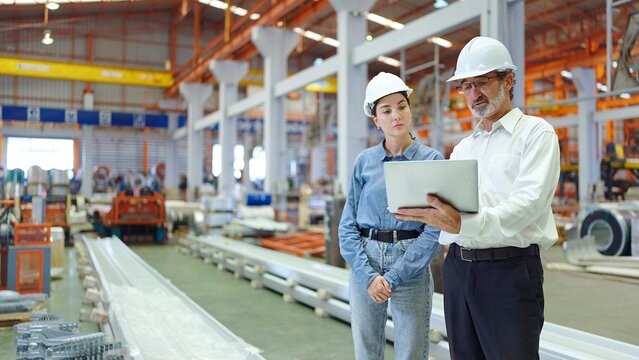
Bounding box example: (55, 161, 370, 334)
(201, 196, 233, 228)
(48, 169, 70, 196)
(26, 166, 47, 197)
(3, 169, 25, 200)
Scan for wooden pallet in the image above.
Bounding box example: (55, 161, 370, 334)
(260, 232, 325, 258)
(0, 312, 31, 330)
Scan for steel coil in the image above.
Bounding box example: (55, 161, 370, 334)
(580, 207, 634, 256)
(5, 169, 25, 183)
(27, 166, 47, 184)
(49, 169, 70, 186)
(26, 183, 47, 197)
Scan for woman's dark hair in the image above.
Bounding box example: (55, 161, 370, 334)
(372, 91, 410, 117)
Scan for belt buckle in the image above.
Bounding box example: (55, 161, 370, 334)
(460, 247, 474, 262)
(393, 231, 398, 242)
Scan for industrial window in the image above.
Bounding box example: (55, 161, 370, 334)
(6, 137, 74, 174)
(211, 144, 265, 181)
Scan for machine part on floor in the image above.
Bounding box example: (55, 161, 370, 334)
(183, 234, 639, 360)
(231, 218, 291, 234)
(580, 204, 638, 256)
(563, 236, 639, 268)
(81, 236, 265, 360)
(95, 192, 167, 244)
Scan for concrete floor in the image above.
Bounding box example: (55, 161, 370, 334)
(1, 240, 637, 359)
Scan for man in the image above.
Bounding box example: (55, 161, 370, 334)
(396, 36, 560, 359)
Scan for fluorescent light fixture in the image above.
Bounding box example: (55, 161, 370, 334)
(41, 29, 54, 45)
(620, 93, 631, 99)
(434, 0, 448, 9)
(249, 13, 260, 20)
(377, 55, 400, 67)
(560, 70, 572, 79)
(366, 13, 404, 30)
(205, 0, 249, 17)
(429, 36, 452, 48)
(596, 83, 608, 92)
(322, 37, 340, 48)
(46, 1, 60, 10)
(294, 27, 340, 48)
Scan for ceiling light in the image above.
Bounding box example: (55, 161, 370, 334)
(612, 61, 618, 69)
(205, 0, 250, 17)
(377, 55, 400, 67)
(429, 36, 452, 48)
(277, 20, 284, 27)
(366, 34, 373, 41)
(249, 13, 260, 20)
(366, 13, 404, 30)
(596, 83, 608, 92)
(620, 93, 631, 99)
(41, 29, 54, 45)
(45, 1, 59, 10)
(560, 70, 572, 79)
(434, 0, 448, 9)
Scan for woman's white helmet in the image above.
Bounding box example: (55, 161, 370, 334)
(363, 72, 413, 117)
(447, 36, 517, 82)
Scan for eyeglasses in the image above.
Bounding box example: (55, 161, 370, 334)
(456, 75, 501, 94)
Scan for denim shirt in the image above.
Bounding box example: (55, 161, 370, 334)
(339, 139, 443, 290)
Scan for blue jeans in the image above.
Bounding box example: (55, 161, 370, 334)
(349, 238, 433, 360)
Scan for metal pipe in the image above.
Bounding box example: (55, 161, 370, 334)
(606, 0, 613, 92)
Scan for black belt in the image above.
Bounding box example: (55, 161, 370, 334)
(450, 242, 539, 262)
(360, 228, 420, 243)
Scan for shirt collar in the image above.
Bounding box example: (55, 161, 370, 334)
(471, 107, 522, 136)
(375, 138, 420, 160)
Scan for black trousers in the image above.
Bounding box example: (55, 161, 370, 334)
(443, 244, 545, 360)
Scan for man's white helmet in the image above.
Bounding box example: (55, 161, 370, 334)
(363, 72, 413, 117)
(447, 36, 517, 82)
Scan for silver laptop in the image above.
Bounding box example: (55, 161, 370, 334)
(384, 159, 479, 213)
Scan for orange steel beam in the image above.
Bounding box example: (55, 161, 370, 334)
(167, 0, 313, 96)
(171, 0, 270, 83)
(196, 0, 332, 83)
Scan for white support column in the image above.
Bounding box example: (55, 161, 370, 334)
(252, 26, 297, 210)
(209, 59, 249, 201)
(330, 0, 376, 195)
(179, 83, 212, 201)
(158, 99, 184, 189)
(572, 67, 598, 206)
(81, 126, 94, 198)
(482, 0, 525, 108)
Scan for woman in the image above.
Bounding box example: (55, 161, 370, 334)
(339, 72, 442, 360)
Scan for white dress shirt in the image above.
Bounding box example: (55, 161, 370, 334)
(439, 108, 560, 250)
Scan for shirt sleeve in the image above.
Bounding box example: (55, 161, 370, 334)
(338, 156, 379, 287)
(458, 130, 560, 246)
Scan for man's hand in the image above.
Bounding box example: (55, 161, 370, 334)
(395, 194, 462, 234)
(367, 275, 393, 303)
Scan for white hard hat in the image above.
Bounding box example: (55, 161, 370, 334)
(363, 72, 413, 117)
(447, 36, 517, 82)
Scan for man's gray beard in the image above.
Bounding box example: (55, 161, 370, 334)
(470, 85, 507, 119)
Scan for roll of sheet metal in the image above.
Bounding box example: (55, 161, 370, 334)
(49, 169, 70, 186)
(27, 166, 47, 185)
(580, 206, 635, 256)
(26, 183, 47, 197)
